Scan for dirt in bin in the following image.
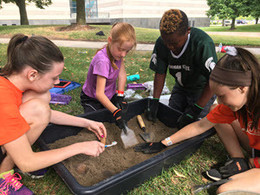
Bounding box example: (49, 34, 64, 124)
(48, 114, 178, 186)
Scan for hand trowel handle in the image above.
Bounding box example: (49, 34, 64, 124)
(137, 115, 145, 131)
(122, 121, 128, 134)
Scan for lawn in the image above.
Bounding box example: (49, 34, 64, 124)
(0, 24, 259, 194)
(0, 24, 259, 46)
(200, 24, 260, 32)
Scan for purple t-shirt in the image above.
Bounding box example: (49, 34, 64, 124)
(82, 47, 122, 99)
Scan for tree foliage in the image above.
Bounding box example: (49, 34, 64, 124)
(0, 0, 52, 25)
(206, 0, 254, 29)
(246, 0, 260, 24)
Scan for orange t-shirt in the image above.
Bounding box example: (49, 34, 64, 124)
(207, 104, 260, 150)
(0, 77, 30, 145)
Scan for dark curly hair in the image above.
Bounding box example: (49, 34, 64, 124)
(160, 9, 189, 35)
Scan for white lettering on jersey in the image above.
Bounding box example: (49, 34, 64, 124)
(205, 57, 216, 72)
(169, 65, 190, 71)
(175, 72, 183, 86)
(151, 53, 157, 65)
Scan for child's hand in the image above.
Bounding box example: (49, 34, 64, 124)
(177, 104, 203, 129)
(146, 98, 159, 122)
(112, 108, 126, 129)
(80, 141, 105, 157)
(85, 120, 107, 140)
(115, 96, 128, 112)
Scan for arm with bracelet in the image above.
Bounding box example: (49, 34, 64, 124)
(115, 61, 128, 112)
(134, 117, 214, 154)
(115, 90, 128, 112)
(134, 137, 177, 154)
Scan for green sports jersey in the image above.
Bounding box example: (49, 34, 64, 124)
(150, 28, 217, 93)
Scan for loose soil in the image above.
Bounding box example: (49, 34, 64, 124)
(49, 114, 178, 186)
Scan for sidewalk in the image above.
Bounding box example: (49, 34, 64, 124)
(0, 37, 259, 55)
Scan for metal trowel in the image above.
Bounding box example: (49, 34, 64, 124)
(137, 115, 154, 142)
(120, 122, 139, 149)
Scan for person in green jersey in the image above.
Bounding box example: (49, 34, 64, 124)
(147, 9, 217, 129)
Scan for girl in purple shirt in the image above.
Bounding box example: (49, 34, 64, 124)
(81, 22, 136, 129)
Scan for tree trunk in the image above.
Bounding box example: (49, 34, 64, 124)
(76, 0, 86, 25)
(16, 0, 29, 25)
(256, 17, 259, 24)
(230, 18, 236, 30)
(222, 19, 224, 26)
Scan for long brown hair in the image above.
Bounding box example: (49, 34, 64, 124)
(215, 47, 259, 130)
(1, 33, 64, 77)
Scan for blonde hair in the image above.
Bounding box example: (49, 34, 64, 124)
(107, 22, 136, 69)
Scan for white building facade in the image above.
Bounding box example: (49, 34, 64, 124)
(0, 0, 210, 28)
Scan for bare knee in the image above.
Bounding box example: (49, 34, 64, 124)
(217, 184, 228, 194)
(20, 98, 51, 124)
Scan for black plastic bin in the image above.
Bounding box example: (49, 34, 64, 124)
(37, 98, 215, 195)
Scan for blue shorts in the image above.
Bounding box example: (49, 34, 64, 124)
(168, 84, 216, 118)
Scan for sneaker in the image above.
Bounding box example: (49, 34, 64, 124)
(0, 170, 33, 195)
(206, 157, 250, 181)
(15, 168, 48, 179)
(206, 168, 222, 181)
(26, 168, 48, 179)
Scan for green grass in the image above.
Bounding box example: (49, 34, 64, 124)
(209, 35, 260, 46)
(0, 24, 260, 46)
(0, 25, 160, 44)
(200, 24, 260, 32)
(0, 34, 260, 194)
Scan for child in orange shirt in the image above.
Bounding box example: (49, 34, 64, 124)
(135, 47, 260, 194)
(0, 34, 106, 194)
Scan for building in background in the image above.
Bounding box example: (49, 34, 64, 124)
(0, 1, 71, 26)
(0, 0, 210, 28)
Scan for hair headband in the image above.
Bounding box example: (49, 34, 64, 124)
(16, 36, 28, 46)
(210, 66, 252, 86)
(224, 46, 237, 56)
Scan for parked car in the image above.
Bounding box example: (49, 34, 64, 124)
(224, 20, 231, 26)
(236, 20, 247, 24)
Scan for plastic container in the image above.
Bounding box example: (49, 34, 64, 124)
(49, 79, 81, 94)
(127, 74, 140, 82)
(127, 83, 146, 90)
(50, 93, 72, 105)
(37, 98, 215, 195)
